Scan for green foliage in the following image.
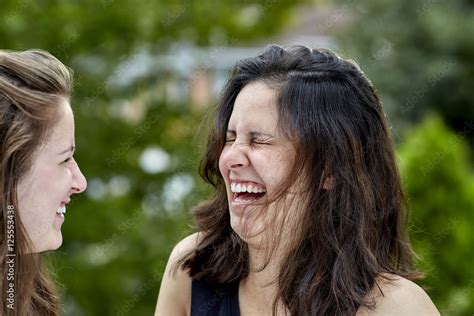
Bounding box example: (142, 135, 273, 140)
(54, 103, 203, 315)
(1, 0, 309, 314)
(398, 114, 474, 315)
(1, 0, 472, 314)
(335, 0, 474, 142)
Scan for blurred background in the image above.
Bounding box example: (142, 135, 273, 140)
(1, 0, 473, 315)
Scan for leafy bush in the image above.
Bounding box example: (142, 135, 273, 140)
(398, 114, 474, 315)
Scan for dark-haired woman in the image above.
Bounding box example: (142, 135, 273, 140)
(1, 50, 87, 315)
(155, 45, 439, 315)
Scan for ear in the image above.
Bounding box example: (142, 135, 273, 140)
(323, 176, 335, 190)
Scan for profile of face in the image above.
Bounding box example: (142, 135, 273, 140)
(17, 99, 87, 252)
(218, 81, 296, 239)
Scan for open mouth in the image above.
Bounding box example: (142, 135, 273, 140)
(231, 182, 267, 203)
(56, 205, 66, 217)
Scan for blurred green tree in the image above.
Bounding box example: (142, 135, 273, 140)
(334, 1, 474, 312)
(398, 114, 474, 315)
(1, 0, 308, 315)
(334, 0, 473, 146)
(2, 0, 472, 314)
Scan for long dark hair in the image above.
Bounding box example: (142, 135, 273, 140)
(1, 50, 72, 315)
(180, 45, 420, 315)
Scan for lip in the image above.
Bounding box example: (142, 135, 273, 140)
(227, 178, 267, 211)
(229, 178, 267, 193)
(57, 198, 70, 216)
(54, 210, 65, 230)
(229, 178, 265, 186)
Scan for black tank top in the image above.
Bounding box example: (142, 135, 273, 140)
(191, 279, 240, 316)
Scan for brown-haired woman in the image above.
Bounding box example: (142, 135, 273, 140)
(1, 50, 87, 315)
(155, 45, 439, 315)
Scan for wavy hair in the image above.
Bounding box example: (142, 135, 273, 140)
(180, 45, 420, 315)
(1, 49, 72, 315)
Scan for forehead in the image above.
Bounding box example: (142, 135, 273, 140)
(40, 99, 74, 151)
(51, 100, 73, 138)
(229, 81, 279, 131)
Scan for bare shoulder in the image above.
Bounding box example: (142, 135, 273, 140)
(171, 232, 202, 259)
(358, 274, 440, 316)
(154, 232, 202, 316)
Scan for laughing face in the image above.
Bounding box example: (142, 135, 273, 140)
(17, 99, 87, 253)
(218, 81, 296, 239)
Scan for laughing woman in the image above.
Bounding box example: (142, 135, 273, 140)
(1, 50, 87, 315)
(155, 45, 439, 315)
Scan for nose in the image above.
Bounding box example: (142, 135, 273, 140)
(71, 162, 87, 194)
(220, 141, 250, 170)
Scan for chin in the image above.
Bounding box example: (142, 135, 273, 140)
(37, 234, 63, 253)
(50, 233, 63, 251)
(230, 213, 266, 242)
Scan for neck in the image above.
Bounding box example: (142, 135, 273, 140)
(239, 238, 287, 313)
(246, 243, 280, 286)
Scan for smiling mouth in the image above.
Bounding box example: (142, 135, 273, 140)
(56, 205, 66, 217)
(231, 182, 267, 203)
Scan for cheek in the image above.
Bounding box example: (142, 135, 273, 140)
(61, 167, 74, 185)
(49, 170, 74, 200)
(17, 174, 44, 210)
(17, 178, 52, 235)
(260, 150, 294, 186)
(33, 166, 72, 201)
(217, 150, 227, 177)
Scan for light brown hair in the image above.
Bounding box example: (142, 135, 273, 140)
(1, 49, 73, 315)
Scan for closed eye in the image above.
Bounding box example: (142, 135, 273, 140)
(59, 146, 76, 164)
(225, 131, 236, 144)
(224, 130, 275, 145)
(251, 136, 273, 145)
(249, 131, 274, 145)
(251, 140, 269, 145)
(62, 156, 73, 163)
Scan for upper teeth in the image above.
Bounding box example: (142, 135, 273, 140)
(230, 182, 266, 193)
(57, 205, 66, 214)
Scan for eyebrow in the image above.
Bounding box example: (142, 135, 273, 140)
(58, 146, 75, 155)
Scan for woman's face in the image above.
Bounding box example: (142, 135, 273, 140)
(219, 81, 296, 240)
(17, 99, 87, 253)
